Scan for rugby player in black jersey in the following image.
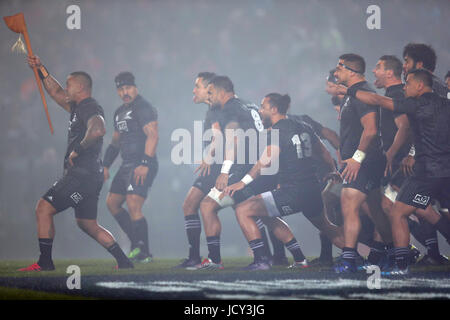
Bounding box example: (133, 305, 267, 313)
(103, 72, 158, 263)
(20, 55, 133, 271)
(327, 54, 393, 273)
(222, 93, 341, 270)
(196, 76, 285, 270)
(330, 69, 450, 274)
(174, 72, 221, 268)
(287, 113, 343, 266)
(401, 43, 449, 175)
(373, 56, 447, 267)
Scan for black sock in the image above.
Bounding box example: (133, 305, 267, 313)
(249, 238, 267, 262)
(386, 243, 395, 264)
(107, 242, 133, 268)
(132, 217, 150, 256)
(113, 209, 137, 248)
(342, 247, 357, 264)
(254, 218, 272, 258)
(38, 238, 53, 265)
(434, 217, 450, 243)
(207, 236, 221, 263)
(425, 236, 440, 258)
(185, 214, 202, 260)
(319, 232, 333, 261)
(269, 229, 286, 259)
(394, 246, 409, 270)
(367, 240, 386, 265)
(285, 238, 306, 262)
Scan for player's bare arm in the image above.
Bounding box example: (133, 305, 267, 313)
(341, 112, 377, 183)
(320, 126, 340, 150)
(316, 138, 338, 177)
(27, 55, 71, 112)
(134, 121, 158, 186)
(103, 130, 120, 181)
(385, 114, 410, 176)
(196, 121, 221, 177)
(68, 115, 106, 166)
(216, 120, 239, 191)
(222, 144, 280, 198)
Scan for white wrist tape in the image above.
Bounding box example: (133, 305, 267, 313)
(241, 174, 254, 185)
(408, 145, 415, 157)
(221, 160, 233, 174)
(352, 150, 366, 164)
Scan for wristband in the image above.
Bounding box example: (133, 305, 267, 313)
(141, 154, 156, 167)
(408, 145, 415, 157)
(241, 174, 254, 186)
(221, 160, 233, 174)
(346, 86, 358, 98)
(352, 149, 366, 164)
(37, 65, 49, 80)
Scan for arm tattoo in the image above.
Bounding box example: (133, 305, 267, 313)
(80, 115, 106, 149)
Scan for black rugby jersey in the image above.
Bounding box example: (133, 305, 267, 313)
(217, 97, 264, 133)
(65, 97, 104, 173)
(393, 92, 450, 177)
(269, 118, 319, 187)
(380, 84, 411, 164)
(287, 114, 334, 180)
(339, 81, 382, 161)
(431, 74, 449, 99)
(216, 97, 264, 164)
(287, 114, 324, 140)
(113, 95, 158, 164)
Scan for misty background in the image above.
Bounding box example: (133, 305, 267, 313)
(0, 0, 449, 260)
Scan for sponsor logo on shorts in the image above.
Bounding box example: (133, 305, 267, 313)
(412, 194, 430, 206)
(281, 206, 293, 215)
(127, 185, 134, 192)
(47, 195, 54, 202)
(70, 192, 83, 204)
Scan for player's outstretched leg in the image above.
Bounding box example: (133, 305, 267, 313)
(76, 218, 133, 269)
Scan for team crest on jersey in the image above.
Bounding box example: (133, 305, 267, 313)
(412, 194, 430, 206)
(70, 192, 83, 204)
(123, 110, 133, 120)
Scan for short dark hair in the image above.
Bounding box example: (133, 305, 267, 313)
(403, 43, 437, 72)
(445, 71, 450, 80)
(70, 71, 92, 90)
(407, 69, 433, 88)
(197, 72, 216, 86)
(210, 75, 234, 93)
(265, 93, 291, 115)
(379, 55, 403, 79)
(339, 53, 366, 74)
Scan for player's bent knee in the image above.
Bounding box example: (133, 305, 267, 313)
(35, 198, 56, 217)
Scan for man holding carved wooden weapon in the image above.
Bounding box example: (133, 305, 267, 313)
(19, 55, 133, 271)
